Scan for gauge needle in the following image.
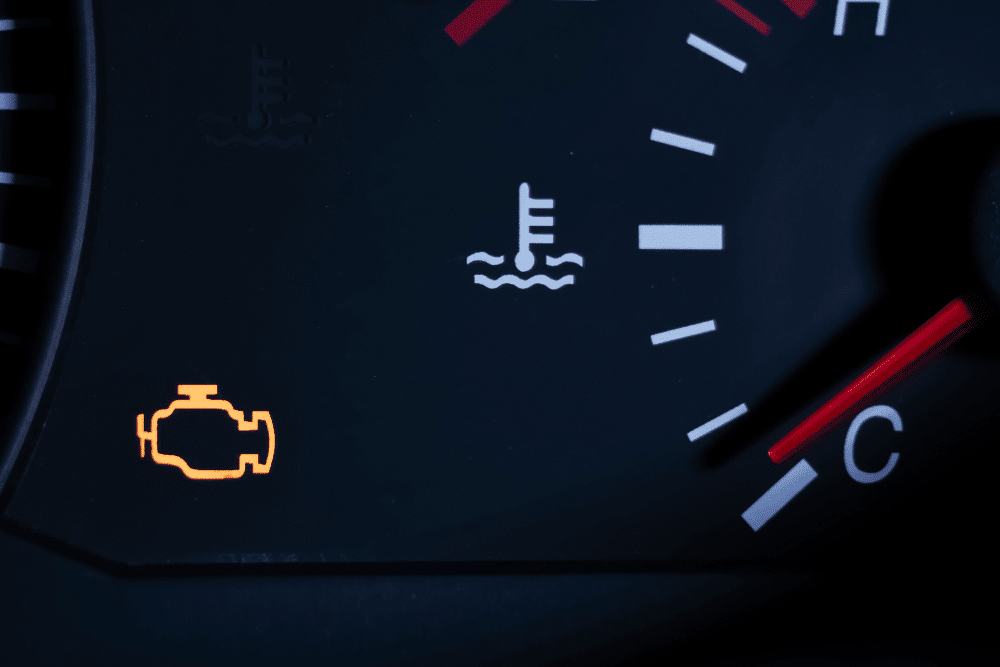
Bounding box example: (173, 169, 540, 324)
(768, 298, 975, 464)
(445, 0, 514, 46)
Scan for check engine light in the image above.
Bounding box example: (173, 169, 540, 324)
(136, 385, 275, 480)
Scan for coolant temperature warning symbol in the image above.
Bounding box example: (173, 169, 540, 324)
(136, 385, 275, 480)
(467, 183, 584, 289)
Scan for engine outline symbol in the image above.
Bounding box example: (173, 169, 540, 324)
(136, 385, 275, 480)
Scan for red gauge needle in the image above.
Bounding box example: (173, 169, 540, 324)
(768, 298, 975, 464)
(445, 0, 514, 46)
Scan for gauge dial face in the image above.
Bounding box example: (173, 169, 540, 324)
(4, 1, 1000, 565)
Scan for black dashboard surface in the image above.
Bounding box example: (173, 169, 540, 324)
(1, 0, 999, 663)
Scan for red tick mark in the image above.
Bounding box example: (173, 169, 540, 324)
(716, 0, 772, 36)
(445, 0, 514, 46)
(768, 298, 976, 464)
(781, 0, 817, 19)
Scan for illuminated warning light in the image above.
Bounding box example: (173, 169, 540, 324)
(136, 385, 275, 480)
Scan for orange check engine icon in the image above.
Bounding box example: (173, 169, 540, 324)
(136, 385, 275, 480)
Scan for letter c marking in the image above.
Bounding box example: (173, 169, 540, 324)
(844, 405, 902, 484)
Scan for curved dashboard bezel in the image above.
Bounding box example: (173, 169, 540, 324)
(0, 0, 96, 493)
